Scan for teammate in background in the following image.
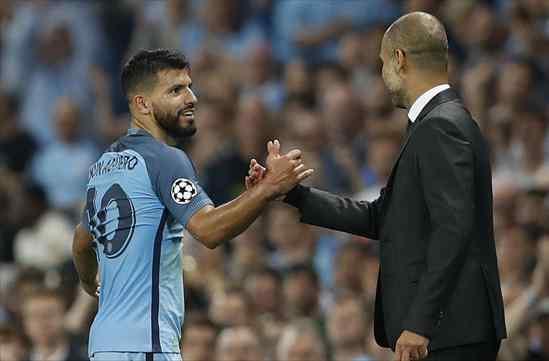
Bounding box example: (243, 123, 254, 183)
(72, 49, 313, 361)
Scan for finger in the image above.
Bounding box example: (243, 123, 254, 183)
(245, 176, 251, 188)
(267, 141, 273, 154)
(297, 169, 314, 181)
(395, 346, 402, 361)
(293, 164, 305, 174)
(285, 149, 302, 160)
(421, 346, 428, 359)
(410, 347, 420, 361)
(289, 158, 303, 168)
(401, 348, 411, 361)
(251, 158, 257, 167)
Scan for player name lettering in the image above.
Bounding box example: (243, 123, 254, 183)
(89, 154, 138, 180)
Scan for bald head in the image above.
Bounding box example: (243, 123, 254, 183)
(383, 12, 448, 73)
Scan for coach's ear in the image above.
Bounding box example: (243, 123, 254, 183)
(133, 95, 152, 115)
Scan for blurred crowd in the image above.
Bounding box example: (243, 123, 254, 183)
(0, 0, 548, 360)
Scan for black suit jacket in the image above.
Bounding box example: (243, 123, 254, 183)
(285, 89, 507, 351)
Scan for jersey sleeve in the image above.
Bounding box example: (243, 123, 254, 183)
(153, 148, 213, 228)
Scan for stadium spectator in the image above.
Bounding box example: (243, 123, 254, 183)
(181, 313, 218, 361)
(13, 183, 73, 271)
(215, 325, 264, 361)
(19, 22, 94, 146)
(267, 204, 317, 272)
(0, 91, 36, 174)
(282, 264, 323, 334)
(209, 287, 253, 328)
(29, 98, 97, 212)
(327, 293, 374, 361)
(0, 325, 28, 361)
(21, 287, 87, 361)
(276, 318, 328, 361)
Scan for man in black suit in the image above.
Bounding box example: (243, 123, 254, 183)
(247, 11, 506, 361)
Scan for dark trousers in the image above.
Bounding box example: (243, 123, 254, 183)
(425, 340, 500, 361)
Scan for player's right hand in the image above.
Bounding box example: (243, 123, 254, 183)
(81, 280, 101, 299)
(245, 158, 266, 190)
(262, 139, 314, 199)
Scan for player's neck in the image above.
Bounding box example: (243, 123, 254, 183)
(130, 118, 176, 145)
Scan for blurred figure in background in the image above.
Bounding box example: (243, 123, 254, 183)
(13, 183, 73, 271)
(181, 313, 218, 361)
(276, 318, 328, 361)
(327, 293, 374, 361)
(282, 263, 325, 340)
(215, 326, 264, 361)
(0, 325, 28, 361)
(29, 98, 97, 213)
(209, 287, 253, 328)
(21, 288, 87, 361)
(0, 91, 36, 174)
(267, 204, 317, 271)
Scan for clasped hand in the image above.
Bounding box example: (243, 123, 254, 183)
(245, 139, 313, 199)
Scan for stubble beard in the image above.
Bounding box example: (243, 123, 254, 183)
(154, 107, 197, 139)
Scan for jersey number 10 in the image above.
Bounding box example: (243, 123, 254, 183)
(85, 184, 136, 258)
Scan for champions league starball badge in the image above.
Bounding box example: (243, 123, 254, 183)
(171, 178, 197, 204)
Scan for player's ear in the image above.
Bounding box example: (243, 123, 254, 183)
(133, 95, 151, 115)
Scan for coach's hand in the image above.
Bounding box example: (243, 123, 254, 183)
(261, 139, 313, 199)
(395, 330, 429, 361)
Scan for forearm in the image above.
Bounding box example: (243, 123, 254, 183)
(73, 246, 98, 285)
(188, 184, 271, 248)
(72, 224, 98, 287)
(285, 185, 382, 239)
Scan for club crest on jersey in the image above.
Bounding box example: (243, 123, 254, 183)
(171, 178, 197, 204)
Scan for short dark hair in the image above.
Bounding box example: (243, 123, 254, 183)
(121, 49, 190, 99)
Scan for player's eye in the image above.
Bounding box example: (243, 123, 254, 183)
(170, 86, 182, 95)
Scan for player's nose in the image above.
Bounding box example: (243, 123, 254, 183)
(185, 88, 198, 106)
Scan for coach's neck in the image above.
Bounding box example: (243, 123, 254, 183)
(404, 70, 449, 109)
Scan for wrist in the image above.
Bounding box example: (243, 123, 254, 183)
(251, 181, 279, 202)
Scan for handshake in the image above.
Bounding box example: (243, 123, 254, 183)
(244, 139, 314, 200)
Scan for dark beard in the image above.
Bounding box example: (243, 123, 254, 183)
(154, 107, 197, 139)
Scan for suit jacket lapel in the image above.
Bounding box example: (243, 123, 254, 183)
(385, 88, 460, 189)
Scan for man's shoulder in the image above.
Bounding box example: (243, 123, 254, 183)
(417, 101, 478, 143)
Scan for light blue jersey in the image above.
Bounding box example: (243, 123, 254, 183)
(81, 128, 213, 357)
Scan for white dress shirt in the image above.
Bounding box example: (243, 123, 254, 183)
(408, 84, 450, 122)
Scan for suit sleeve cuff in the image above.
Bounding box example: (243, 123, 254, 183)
(402, 315, 436, 340)
(283, 184, 309, 209)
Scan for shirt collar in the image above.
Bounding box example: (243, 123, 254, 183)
(407, 84, 450, 122)
(127, 128, 152, 137)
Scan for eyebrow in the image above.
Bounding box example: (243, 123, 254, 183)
(167, 81, 192, 91)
